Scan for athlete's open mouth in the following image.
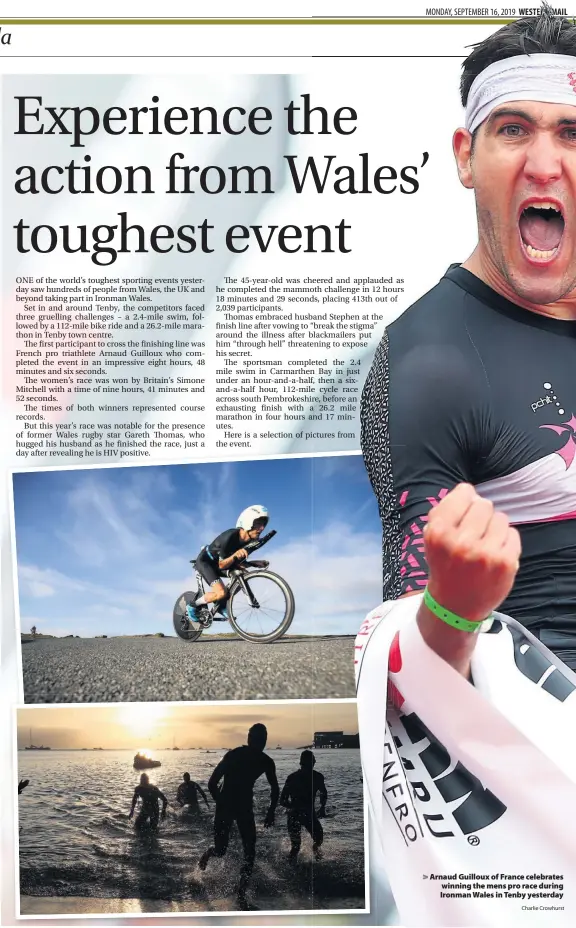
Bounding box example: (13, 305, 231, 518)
(518, 201, 565, 261)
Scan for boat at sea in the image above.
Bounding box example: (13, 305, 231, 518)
(24, 729, 51, 750)
(133, 752, 161, 770)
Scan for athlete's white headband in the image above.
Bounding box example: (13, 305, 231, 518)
(465, 53, 576, 135)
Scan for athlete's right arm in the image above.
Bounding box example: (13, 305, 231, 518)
(208, 754, 229, 802)
(414, 483, 521, 677)
(361, 330, 513, 679)
(279, 775, 292, 808)
(128, 788, 139, 818)
(361, 331, 490, 602)
(219, 549, 247, 570)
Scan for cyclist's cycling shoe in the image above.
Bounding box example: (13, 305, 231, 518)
(186, 603, 199, 622)
(198, 609, 213, 628)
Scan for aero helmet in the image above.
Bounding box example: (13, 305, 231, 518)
(236, 505, 269, 531)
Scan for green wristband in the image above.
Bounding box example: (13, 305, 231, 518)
(423, 587, 489, 633)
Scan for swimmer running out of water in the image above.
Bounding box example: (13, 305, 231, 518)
(198, 723, 279, 910)
(280, 750, 327, 861)
(129, 773, 168, 830)
(177, 772, 209, 810)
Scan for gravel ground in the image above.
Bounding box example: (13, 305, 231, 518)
(21, 635, 356, 703)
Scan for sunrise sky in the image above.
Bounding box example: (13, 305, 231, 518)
(17, 701, 358, 751)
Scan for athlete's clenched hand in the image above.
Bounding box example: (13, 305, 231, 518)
(424, 483, 521, 622)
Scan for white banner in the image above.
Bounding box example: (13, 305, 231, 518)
(355, 598, 576, 926)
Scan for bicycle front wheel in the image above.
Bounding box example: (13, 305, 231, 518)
(228, 571, 295, 643)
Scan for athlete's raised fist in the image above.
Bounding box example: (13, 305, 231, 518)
(424, 483, 521, 623)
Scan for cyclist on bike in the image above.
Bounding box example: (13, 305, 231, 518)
(186, 505, 270, 623)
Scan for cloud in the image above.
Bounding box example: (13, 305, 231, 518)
(15, 467, 383, 638)
(21, 515, 381, 638)
(19, 565, 87, 597)
(19, 573, 55, 598)
(270, 520, 381, 633)
(311, 454, 364, 481)
(57, 474, 166, 566)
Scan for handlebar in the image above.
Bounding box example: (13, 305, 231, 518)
(243, 529, 277, 553)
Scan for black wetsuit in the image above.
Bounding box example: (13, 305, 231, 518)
(195, 528, 244, 586)
(361, 264, 576, 667)
(132, 784, 166, 829)
(208, 745, 277, 858)
(177, 781, 203, 810)
(281, 769, 327, 852)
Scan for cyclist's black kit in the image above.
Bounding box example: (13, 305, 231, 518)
(195, 528, 244, 586)
(361, 264, 576, 667)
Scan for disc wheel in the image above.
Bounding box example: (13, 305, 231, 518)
(173, 591, 204, 642)
(228, 571, 295, 643)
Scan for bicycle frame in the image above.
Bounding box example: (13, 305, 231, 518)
(194, 561, 266, 608)
(176, 530, 294, 643)
(191, 530, 276, 608)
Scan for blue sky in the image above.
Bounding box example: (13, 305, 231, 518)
(12, 455, 382, 637)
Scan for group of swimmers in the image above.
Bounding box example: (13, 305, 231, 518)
(129, 724, 329, 909)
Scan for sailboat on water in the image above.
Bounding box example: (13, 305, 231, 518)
(24, 728, 51, 750)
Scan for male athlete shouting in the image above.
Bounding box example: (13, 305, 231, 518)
(361, 5, 576, 671)
(357, 7, 576, 927)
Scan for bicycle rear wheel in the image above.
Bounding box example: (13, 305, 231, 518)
(173, 591, 204, 642)
(228, 571, 295, 643)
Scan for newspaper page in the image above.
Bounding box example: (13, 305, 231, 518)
(2, 2, 576, 927)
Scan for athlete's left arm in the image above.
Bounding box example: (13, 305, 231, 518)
(158, 789, 168, 815)
(195, 782, 210, 805)
(317, 773, 327, 816)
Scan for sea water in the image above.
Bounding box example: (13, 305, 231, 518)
(18, 748, 365, 912)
